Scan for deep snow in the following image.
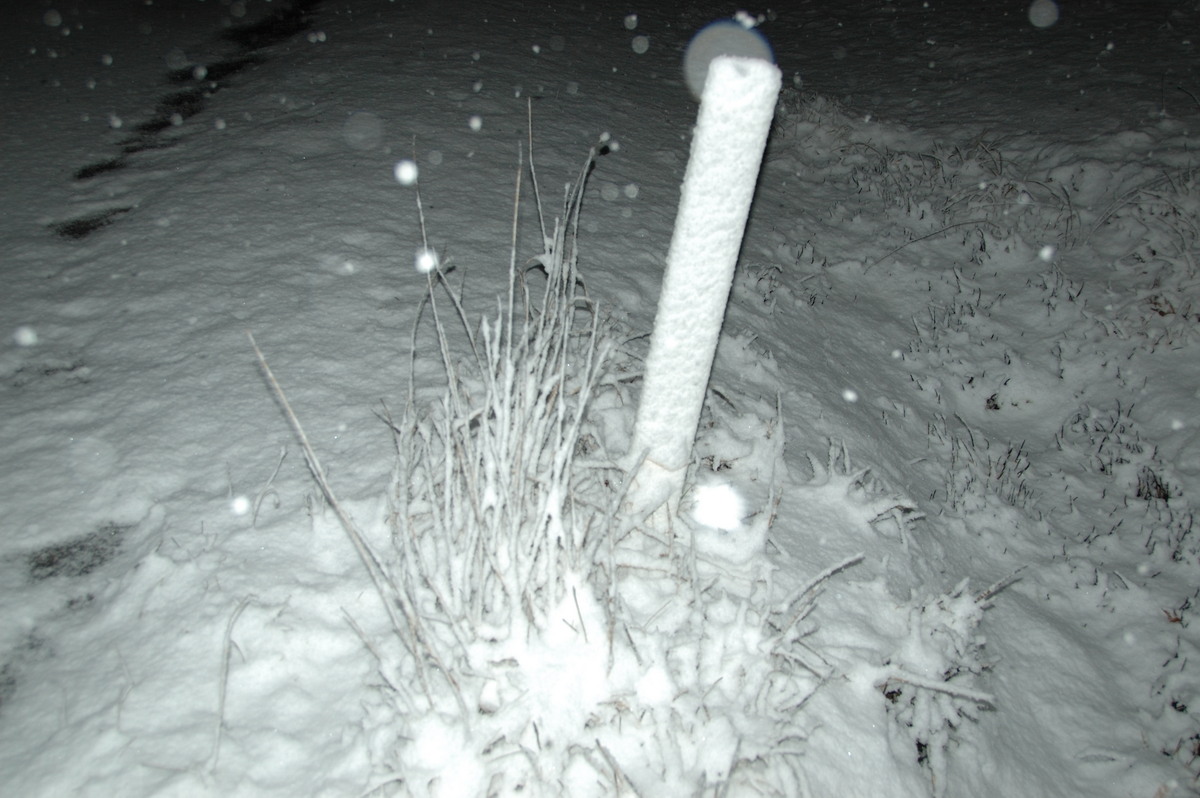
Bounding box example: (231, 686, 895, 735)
(1, 0, 1198, 795)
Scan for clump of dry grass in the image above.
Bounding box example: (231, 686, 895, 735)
(253, 122, 847, 795)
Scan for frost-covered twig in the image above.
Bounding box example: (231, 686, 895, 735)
(774, 553, 865, 641)
(881, 669, 995, 708)
(975, 568, 1024, 605)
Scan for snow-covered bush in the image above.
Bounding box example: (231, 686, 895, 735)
(256, 134, 841, 795)
(880, 579, 1000, 798)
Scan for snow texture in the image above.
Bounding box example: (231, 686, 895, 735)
(2, 1, 1199, 796)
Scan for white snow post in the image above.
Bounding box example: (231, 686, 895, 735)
(628, 55, 781, 516)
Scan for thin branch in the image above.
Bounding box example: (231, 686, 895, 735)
(866, 219, 998, 272)
(206, 595, 254, 774)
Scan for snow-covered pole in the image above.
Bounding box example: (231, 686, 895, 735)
(628, 54, 781, 515)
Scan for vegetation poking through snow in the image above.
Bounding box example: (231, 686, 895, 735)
(254, 139, 873, 795)
(881, 577, 1003, 798)
(5, 9, 1199, 794)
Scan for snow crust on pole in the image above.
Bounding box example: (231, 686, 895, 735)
(629, 55, 781, 513)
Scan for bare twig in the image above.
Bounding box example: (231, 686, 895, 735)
(206, 595, 254, 774)
(248, 332, 468, 720)
(865, 219, 998, 273)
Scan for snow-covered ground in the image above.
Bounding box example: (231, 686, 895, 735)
(2, 0, 1198, 795)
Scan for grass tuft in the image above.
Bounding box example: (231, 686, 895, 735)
(254, 120, 853, 794)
